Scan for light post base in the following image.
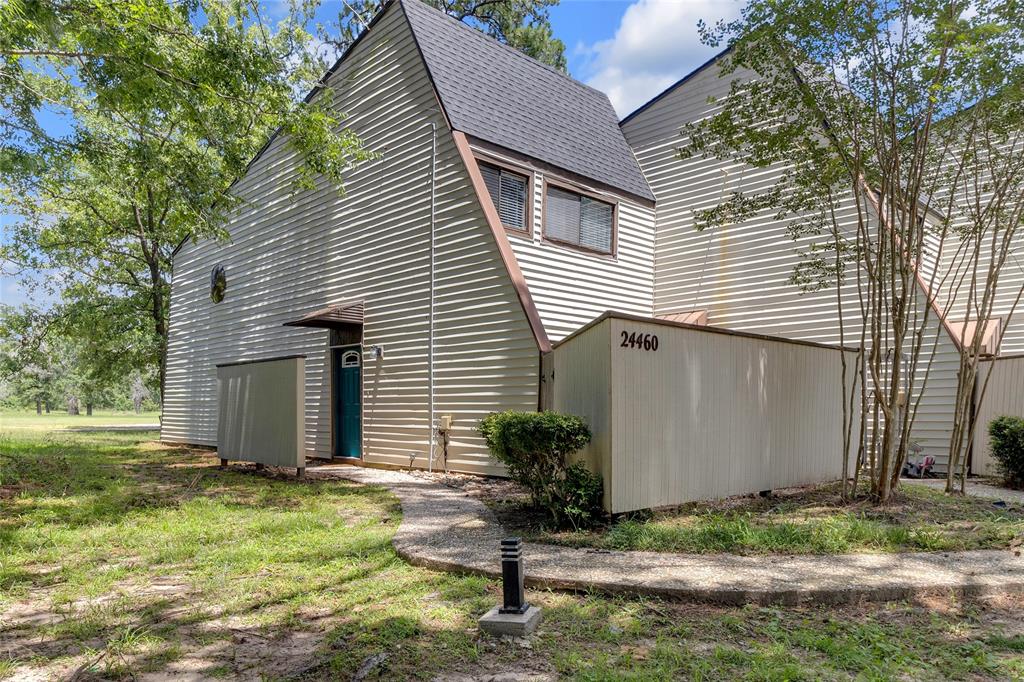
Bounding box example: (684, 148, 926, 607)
(478, 604, 542, 637)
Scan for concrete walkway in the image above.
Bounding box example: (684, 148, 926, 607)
(313, 464, 1024, 606)
(901, 478, 1024, 504)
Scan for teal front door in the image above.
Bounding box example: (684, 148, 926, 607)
(332, 346, 362, 458)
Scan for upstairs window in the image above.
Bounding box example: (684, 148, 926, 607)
(543, 185, 615, 254)
(480, 161, 529, 232)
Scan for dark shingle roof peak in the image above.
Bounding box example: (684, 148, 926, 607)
(399, 0, 654, 202)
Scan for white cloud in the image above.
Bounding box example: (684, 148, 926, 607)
(579, 0, 743, 117)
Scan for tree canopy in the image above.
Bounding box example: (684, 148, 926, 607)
(320, 0, 567, 70)
(0, 0, 375, 398)
(1, 0, 566, 402)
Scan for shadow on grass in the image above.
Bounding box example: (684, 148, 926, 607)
(4, 432, 1023, 681)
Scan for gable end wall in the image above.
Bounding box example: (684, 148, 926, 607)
(162, 2, 538, 475)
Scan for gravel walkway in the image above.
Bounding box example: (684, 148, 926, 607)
(314, 464, 1024, 606)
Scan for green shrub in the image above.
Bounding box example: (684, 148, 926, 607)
(478, 410, 601, 528)
(990, 415, 1024, 487)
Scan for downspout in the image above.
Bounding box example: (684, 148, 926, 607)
(425, 120, 437, 471)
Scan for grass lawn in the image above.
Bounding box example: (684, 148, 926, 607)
(1, 431, 1023, 680)
(486, 480, 1024, 556)
(0, 409, 161, 432)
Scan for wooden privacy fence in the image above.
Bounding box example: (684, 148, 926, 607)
(549, 312, 858, 514)
(972, 354, 1024, 477)
(216, 355, 306, 475)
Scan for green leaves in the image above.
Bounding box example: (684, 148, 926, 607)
(0, 0, 374, 398)
(320, 0, 567, 71)
(479, 410, 600, 528)
(989, 415, 1024, 486)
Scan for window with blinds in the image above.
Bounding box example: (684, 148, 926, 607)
(543, 185, 614, 254)
(479, 161, 528, 231)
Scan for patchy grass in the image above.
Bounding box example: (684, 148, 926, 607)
(1, 431, 1023, 680)
(488, 480, 1024, 555)
(0, 409, 161, 432)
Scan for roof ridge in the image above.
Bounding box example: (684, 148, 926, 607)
(399, 0, 611, 101)
(619, 47, 731, 126)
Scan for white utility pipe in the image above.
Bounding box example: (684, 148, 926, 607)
(425, 121, 437, 471)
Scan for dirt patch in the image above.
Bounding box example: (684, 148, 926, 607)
(1, 581, 338, 682)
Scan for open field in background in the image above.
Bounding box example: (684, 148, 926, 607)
(1, 430, 1023, 680)
(0, 410, 161, 431)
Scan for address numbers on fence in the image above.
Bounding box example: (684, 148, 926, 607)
(620, 331, 659, 351)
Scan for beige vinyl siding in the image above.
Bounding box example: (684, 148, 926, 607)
(550, 317, 612, 509)
(162, 2, 538, 475)
(925, 140, 1024, 356)
(622, 60, 964, 470)
(552, 315, 856, 513)
(972, 355, 1024, 476)
(475, 148, 656, 342)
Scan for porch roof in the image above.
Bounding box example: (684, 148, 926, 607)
(283, 301, 364, 330)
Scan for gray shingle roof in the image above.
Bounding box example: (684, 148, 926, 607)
(401, 0, 654, 203)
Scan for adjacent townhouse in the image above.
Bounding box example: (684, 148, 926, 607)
(619, 57, 1023, 474)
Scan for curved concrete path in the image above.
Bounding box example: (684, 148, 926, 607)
(314, 465, 1024, 606)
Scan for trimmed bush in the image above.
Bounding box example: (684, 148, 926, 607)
(990, 415, 1024, 487)
(479, 410, 602, 528)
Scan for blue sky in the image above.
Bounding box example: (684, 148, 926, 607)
(550, 0, 739, 116)
(1, 0, 740, 308)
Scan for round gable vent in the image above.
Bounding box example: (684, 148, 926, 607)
(210, 264, 227, 303)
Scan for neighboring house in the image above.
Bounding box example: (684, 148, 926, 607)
(163, 0, 1021, 478)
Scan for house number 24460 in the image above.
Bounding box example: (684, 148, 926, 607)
(620, 331, 659, 351)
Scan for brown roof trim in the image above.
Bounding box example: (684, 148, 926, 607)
(466, 136, 656, 209)
(857, 182, 967, 353)
(554, 311, 859, 354)
(452, 130, 551, 354)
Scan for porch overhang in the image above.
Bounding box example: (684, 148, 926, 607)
(283, 301, 364, 330)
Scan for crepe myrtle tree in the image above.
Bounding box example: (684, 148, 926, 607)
(682, 0, 1023, 502)
(0, 0, 374, 401)
(937, 123, 1024, 493)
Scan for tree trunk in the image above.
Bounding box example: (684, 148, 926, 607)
(45, 401, 51, 413)
(86, 402, 93, 416)
(36, 399, 42, 415)
(145, 248, 169, 404)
